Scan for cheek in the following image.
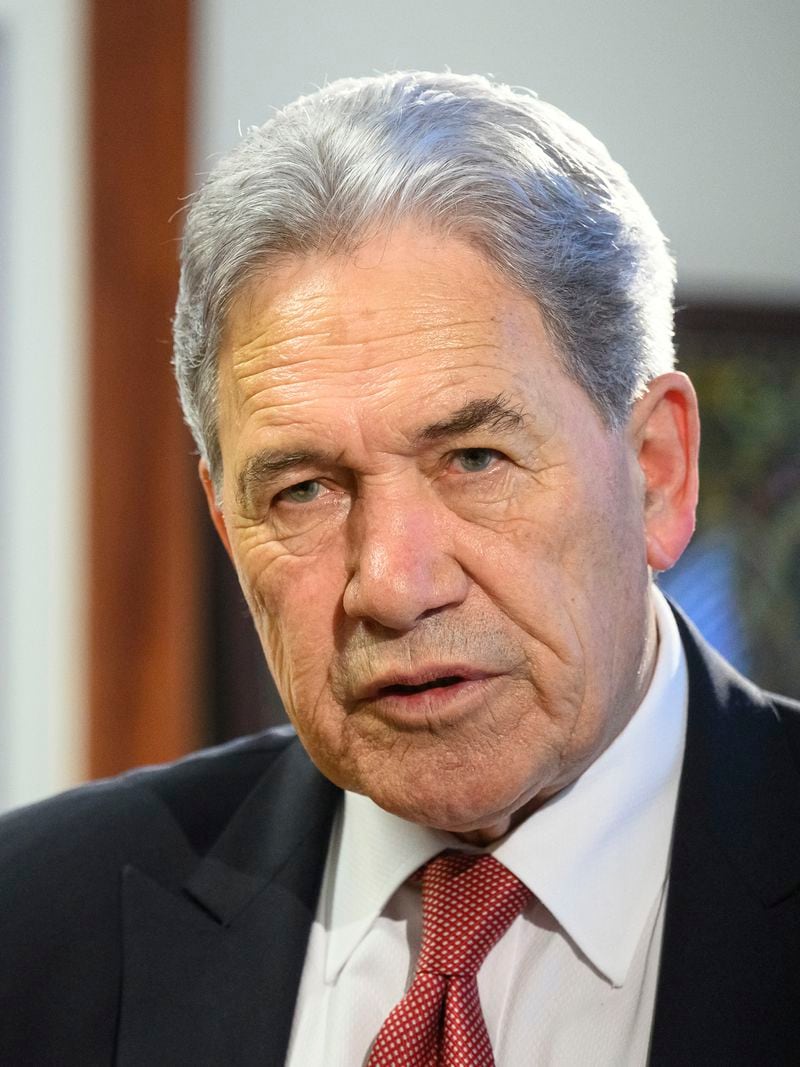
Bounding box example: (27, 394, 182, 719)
(456, 492, 576, 638)
(239, 543, 348, 710)
(455, 458, 643, 672)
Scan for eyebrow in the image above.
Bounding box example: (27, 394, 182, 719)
(415, 394, 525, 443)
(235, 395, 525, 509)
(236, 449, 331, 510)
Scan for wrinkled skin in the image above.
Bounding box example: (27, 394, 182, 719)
(202, 225, 699, 844)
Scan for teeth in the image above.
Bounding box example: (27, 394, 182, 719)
(386, 675, 463, 696)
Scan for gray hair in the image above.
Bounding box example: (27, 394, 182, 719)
(173, 71, 676, 490)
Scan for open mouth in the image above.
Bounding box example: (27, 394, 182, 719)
(379, 675, 465, 697)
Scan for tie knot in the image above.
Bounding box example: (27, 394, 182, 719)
(417, 851, 532, 978)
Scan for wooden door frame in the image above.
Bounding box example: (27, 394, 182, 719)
(88, 0, 203, 776)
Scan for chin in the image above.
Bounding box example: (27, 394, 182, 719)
(368, 773, 531, 837)
(317, 726, 553, 834)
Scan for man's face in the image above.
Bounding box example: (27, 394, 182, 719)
(207, 226, 686, 840)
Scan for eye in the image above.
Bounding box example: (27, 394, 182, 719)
(450, 448, 501, 473)
(276, 479, 324, 504)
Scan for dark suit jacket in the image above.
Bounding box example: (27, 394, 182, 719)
(2, 612, 799, 1065)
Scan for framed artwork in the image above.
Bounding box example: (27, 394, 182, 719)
(660, 305, 800, 698)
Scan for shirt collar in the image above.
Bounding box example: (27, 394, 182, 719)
(322, 790, 450, 983)
(323, 587, 687, 987)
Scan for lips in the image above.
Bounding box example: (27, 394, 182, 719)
(357, 667, 495, 702)
(379, 674, 465, 697)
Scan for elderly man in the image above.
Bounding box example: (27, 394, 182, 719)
(1, 72, 799, 1066)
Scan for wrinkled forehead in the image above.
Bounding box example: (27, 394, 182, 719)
(215, 226, 561, 406)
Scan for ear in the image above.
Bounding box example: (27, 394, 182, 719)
(629, 371, 700, 572)
(199, 458, 234, 562)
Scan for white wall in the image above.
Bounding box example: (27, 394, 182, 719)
(197, 0, 799, 302)
(0, 0, 87, 810)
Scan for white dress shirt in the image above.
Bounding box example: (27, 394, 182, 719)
(286, 588, 688, 1066)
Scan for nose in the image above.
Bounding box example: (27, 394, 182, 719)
(342, 491, 469, 632)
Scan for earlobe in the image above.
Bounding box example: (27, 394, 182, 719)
(199, 459, 234, 561)
(631, 372, 700, 573)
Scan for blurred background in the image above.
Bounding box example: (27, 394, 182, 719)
(1, 0, 797, 811)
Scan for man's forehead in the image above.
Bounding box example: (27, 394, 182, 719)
(222, 287, 519, 378)
(224, 306, 510, 381)
(218, 224, 545, 369)
(212, 225, 570, 475)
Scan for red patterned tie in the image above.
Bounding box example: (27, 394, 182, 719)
(367, 851, 532, 1067)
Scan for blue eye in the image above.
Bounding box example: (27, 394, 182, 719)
(278, 480, 323, 504)
(453, 448, 498, 473)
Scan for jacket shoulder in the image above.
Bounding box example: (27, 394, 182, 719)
(0, 726, 301, 884)
(0, 728, 303, 1060)
(0, 729, 300, 959)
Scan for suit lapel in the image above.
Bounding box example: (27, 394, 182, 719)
(117, 739, 340, 1067)
(648, 611, 800, 1065)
